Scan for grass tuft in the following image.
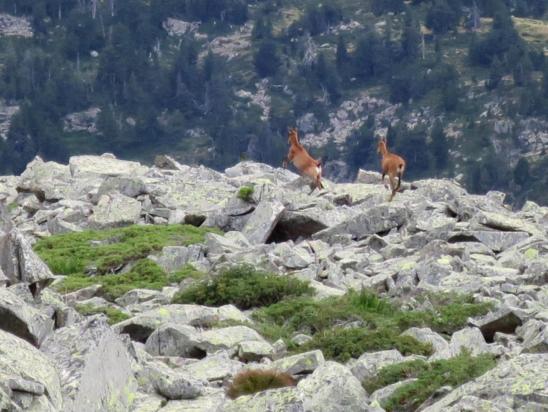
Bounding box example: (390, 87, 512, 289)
(172, 264, 314, 309)
(237, 185, 254, 202)
(227, 369, 296, 399)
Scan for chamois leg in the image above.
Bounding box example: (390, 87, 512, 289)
(382, 173, 389, 190)
(388, 174, 397, 202)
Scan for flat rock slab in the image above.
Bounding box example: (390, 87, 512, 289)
(242, 200, 285, 244)
(69, 155, 148, 178)
(114, 304, 249, 342)
(271, 350, 325, 375)
(89, 193, 141, 229)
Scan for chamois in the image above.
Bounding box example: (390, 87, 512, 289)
(377, 137, 406, 202)
(283, 128, 324, 194)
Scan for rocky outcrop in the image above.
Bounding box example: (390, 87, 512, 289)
(0, 156, 547, 410)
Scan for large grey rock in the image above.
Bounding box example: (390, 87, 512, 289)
(17, 156, 71, 201)
(298, 361, 369, 412)
(145, 324, 202, 357)
(237, 340, 275, 361)
(154, 372, 203, 400)
(421, 354, 548, 412)
(69, 154, 148, 178)
(41, 317, 137, 412)
(206, 231, 252, 256)
(401, 328, 449, 359)
(0, 329, 63, 410)
(97, 175, 147, 198)
(271, 350, 325, 375)
(153, 245, 205, 273)
(349, 350, 404, 382)
(159, 388, 225, 411)
(89, 193, 142, 229)
(198, 326, 269, 353)
(114, 304, 249, 342)
(313, 205, 409, 242)
(0, 287, 54, 346)
(516, 319, 548, 353)
(180, 352, 243, 382)
(467, 230, 530, 252)
(242, 200, 285, 244)
(469, 307, 523, 342)
(0, 228, 55, 290)
(222, 387, 304, 412)
(355, 169, 382, 184)
(435, 327, 490, 360)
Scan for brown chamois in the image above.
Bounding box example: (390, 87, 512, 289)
(283, 127, 324, 194)
(377, 137, 406, 201)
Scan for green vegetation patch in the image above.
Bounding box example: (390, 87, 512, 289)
(75, 303, 130, 325)
(237, 185, 254, 202)
(34, 224, 218, 275)
(252, 291, 493, 361)
(172, 264, 314, 309)
(301, 328, 432, 362)
(34, 224, 213, 300)
(365, 352, 496, 412)
(227, 369, 296, 399)
(56, 259, 204, 300)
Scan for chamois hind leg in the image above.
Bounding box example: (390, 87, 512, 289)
(382, 172, 389, 190)
(388, 174, 397, 202)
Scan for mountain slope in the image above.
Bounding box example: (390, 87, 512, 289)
(0, 0, 546, 206)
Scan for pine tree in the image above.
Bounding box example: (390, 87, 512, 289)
(487, 56, 504, 90)
(430, 120, 449, 172)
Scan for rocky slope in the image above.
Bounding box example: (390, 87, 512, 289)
(0, 154, 546, 411)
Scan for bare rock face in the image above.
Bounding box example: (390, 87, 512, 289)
(0, 156, 548, 411)
(0, 288, 54, 346)
(88, 193, 142, 229)
(0, 329, 62, 411)
(0, 227, 55, 291)
(41, 317, 137, 412)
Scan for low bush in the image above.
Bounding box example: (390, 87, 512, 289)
(237, 185, 254, 202)
(227, 369, 296, 399)
(172, 265, 314, 309)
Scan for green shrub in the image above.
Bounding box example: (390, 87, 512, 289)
(366, 352, 496, 411)
(55, 259, 204, 300)
(227, 369, 296, 399)
(300, 328, 433, 362)
(75, 303, 130, 325)
(251, 290, 493, 360)
(172, 264, 314, 309)
(237, 185, 254, 202)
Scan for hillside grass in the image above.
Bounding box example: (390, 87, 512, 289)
(34, 224, 214, 299)
(365, 352, 497, 411)
(252, 291, 493, 362)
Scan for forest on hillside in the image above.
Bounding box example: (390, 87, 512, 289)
(0, 0, 546, 205)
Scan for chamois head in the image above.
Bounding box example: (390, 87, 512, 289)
(288, 127, 298, 145)
(377, 137, 388, 155)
